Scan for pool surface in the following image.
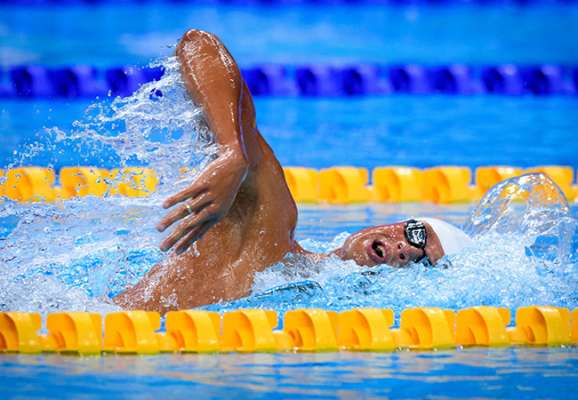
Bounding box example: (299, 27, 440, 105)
(1, 348, 577, 399)
(2, 96, 578, 171)
(2, 4, 578, 66)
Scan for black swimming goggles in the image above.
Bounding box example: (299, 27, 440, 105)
(404, 219, 430, 264)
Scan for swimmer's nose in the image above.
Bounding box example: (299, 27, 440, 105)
(396, 241, 408, 263)
(396, 242, 408, 263)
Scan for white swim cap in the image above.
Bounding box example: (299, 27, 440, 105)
(419, 217, 473, 256)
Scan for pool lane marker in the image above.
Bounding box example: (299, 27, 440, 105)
(1, 165, 576, 204)
(0, 306, 576, 355)
(2, 64, 577, 99)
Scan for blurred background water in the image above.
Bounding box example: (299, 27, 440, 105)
(2, 4, 578, 66)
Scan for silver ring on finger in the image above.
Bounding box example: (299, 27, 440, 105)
(185, 202, 193, 215)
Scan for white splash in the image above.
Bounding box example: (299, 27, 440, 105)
(0, 57, 218, 313)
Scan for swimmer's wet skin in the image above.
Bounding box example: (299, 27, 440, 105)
(114, 30, 471, 313)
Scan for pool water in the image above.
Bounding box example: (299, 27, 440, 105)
(2, 96, 578, 171)
(1, 348, 578, 399)
(1, 1, 578, 399)
(2, 4, 578, 66)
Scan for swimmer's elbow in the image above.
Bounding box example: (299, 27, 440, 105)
(182, 29, 216, 41)
(176, 29, 223, 56)
(176, 29, 242, 95)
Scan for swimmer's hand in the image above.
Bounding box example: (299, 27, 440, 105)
(156, 150, 248, 254)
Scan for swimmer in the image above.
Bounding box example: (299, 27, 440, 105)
(114, 30, 472, 312)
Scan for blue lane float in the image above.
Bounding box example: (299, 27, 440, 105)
(1, 64, 577, 99)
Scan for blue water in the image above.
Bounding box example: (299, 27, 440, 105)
(1, 4, 578, 66)
(1, 2, 578, 399)
(1, 348, 578, 399)
(2, 96, 578, 170)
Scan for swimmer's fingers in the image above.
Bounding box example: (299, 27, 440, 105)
(160, 207, 215, 252)
(156, 192, 211, 232)
(174, 221, 215, 255)
(162, 183, 207, 209)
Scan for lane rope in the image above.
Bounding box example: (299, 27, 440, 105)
(0, 306, 576, 354)
(1, 64, 577, 98)
(1, 165, 576, 204)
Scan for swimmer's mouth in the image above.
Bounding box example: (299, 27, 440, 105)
(367, 239, 387, 264)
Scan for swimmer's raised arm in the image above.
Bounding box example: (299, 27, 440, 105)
(156, 29, 262, 254)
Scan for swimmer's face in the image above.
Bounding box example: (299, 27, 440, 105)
(334, 221, 445, 267)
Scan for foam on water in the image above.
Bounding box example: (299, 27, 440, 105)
(0, 57, 218, 312)
(0, 56, 577, 316)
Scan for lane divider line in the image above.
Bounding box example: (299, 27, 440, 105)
(2, 64, 577, 99)
(0, 306, 576, 354)
(1, 165, 576, 204)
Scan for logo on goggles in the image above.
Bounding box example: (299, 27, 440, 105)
(404, 219, 427, 249)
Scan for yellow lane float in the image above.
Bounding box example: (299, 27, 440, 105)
(372, 167, 423, 202)
(319, 167, 371, 204)
(283, 309, 339, 352)
(571, 308, 578, 344)
(44, 312, 102, 355)
(3, 167, 56, 202)
(221, 309, 292, 352)
(164, 310, 221, 353)
(337, 308, 396, 351)
(423, 166, 474, 204)
(283, 167, 319, 203)
(456, 306, 511, 347)
(59, 167, 110, 198)
(507, 306, 571, 346)
(103, 311, 162, 354)
(392, 307, 456, 350)
(0, 165, 576, 204)
(1, 306, 576, 355)
(475, 166, 523, 195)
(0, 312, 43, 353)
(109, 168, 158, 197)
